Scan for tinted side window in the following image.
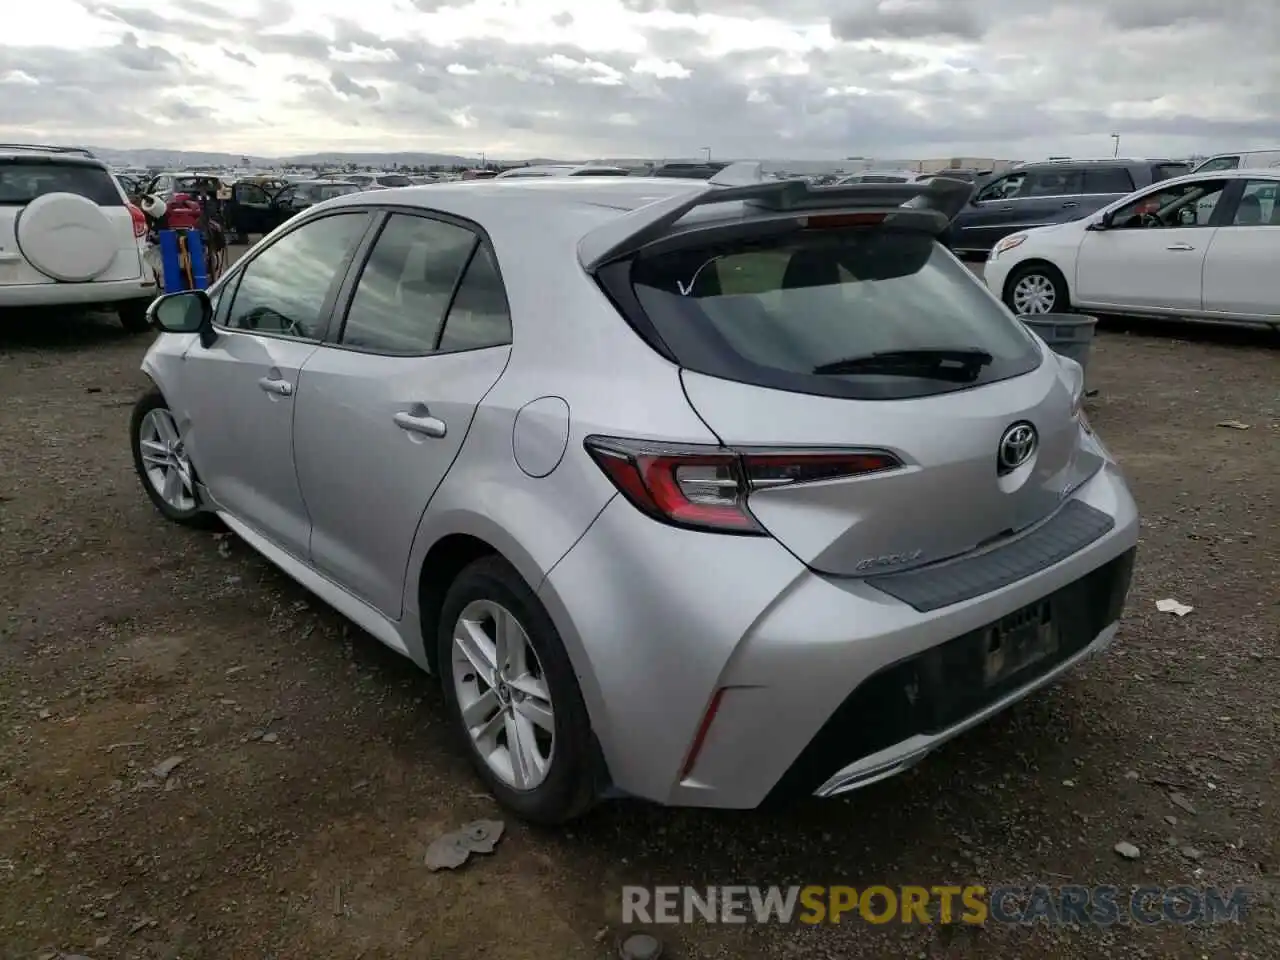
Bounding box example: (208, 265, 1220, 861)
(438, 244, 512, 352)
(1196, 157, 1239, 173)
(1083, 168, 1135, 194)
(1022, 169, 1083, 196)
(340, 214, 478, 354)
(224, 213, 368, 339)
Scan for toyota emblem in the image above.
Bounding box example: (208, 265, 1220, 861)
(997, 422, 1038, 474)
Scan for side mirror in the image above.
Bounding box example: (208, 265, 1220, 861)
(148, 290, 214, 346)
(1088, 211, 1114, 231)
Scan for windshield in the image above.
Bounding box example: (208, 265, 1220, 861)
(627, 228, 1042, 400)
(0, 160, 122, 206)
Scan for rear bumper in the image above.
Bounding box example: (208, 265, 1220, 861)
(0, 275, 157, 308)
(540, 455, 1139, 809)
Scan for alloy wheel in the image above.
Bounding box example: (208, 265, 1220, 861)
(451, 599, 555, 790)
(137, 408, 197, 512)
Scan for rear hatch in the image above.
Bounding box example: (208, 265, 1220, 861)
(0, 156, 142, 286)
(594, 183, 1092, 576)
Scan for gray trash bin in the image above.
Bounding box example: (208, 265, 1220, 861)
(1020, 313, 1098, 383)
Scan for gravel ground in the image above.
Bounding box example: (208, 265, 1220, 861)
(0, 286, 1276, 959)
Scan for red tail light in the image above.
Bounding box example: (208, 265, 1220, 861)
(584, 437, 900, 534)
(127, 202, 147, 238)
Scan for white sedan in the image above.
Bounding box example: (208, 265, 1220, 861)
(984, 169, 1280, 329)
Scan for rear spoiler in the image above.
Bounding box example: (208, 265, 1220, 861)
(578, 167, 973, 271)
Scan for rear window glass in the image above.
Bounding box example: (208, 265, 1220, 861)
(0, 161, 122, 206)
(376, 175, 412, 187)
(628, 229, 1042, 400)
(1152, 163, 1190, 181)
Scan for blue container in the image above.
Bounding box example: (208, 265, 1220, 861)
(158, 229, 209, 293)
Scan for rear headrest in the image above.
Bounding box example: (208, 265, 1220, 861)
(1236, 194, 1262, 225)
(782, 249, 841, 289)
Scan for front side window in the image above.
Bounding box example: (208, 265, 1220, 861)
(1231, 180, 1280, 226)
(223, 213, 368, 339)
(628, 228, 1041, 401)
(339, 213, 478, 354)
(975, 173, 1025, 202)
(1109, 179, 1227, 228)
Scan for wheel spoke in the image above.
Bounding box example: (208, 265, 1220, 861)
(504, 711, 544, 789)
(161, 466, 183, 505)
(460, 687, 500, 730)
(473, 707, 505, 757)
(513, 694, 554, 734)
(454, 618, 498, 686)
(153, 412, 178, 446)
(495, 608, 527, 679)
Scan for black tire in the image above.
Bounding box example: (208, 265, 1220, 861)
(130, 389, 217, 528)
(117, 298, 152, 333)
(438, 556, 600, 824)
(1003, 262, 1070, 316)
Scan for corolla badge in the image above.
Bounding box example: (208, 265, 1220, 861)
(997, 422, 1038, 474)
(855, 549, 923, 572)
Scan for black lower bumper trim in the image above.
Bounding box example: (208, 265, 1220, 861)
(766, 547, 1136, 803)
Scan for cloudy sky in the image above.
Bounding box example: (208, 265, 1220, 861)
(1, 0, 1276, 160)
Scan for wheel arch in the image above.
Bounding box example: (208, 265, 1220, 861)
(410, 518, 616, 792)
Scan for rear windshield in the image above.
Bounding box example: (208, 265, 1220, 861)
(376, 175, 412, 187)
(1152, 163, 1191, 181)
(626, 228, 1042, 400)
(318, 184, 359, 199)
(0, 160, 122, 206)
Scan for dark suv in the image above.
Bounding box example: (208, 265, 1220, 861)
(945, 159, 1190, 257)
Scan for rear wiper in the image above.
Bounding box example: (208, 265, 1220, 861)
(813, 348, 994, 379)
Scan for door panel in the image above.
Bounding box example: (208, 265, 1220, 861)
(292, 347, 510, 615)
(179, 334, 319, 557)
(178, 211, 371, 555)
(1074, 178, 1229, 312)
(1074, 228, 1210, 311)
(1201, 227, 1280, 316)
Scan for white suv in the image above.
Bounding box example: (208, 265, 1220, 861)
(0, 144, 157, 331)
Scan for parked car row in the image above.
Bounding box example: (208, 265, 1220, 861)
(944, 158, 1192, 257)
(984, 168, 1279, 328)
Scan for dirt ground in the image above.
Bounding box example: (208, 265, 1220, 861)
(0, 285, 1277, 959)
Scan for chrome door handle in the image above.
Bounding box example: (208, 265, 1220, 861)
(394, 410, 447, 439)
(1166, 243, 1195, 251)
(997, 205, 1014, 212)
(257, 377, 292, 397)
(1062, 201, 1078, 208)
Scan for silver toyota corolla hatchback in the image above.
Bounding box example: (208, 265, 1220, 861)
(130, 168, 1138, 824)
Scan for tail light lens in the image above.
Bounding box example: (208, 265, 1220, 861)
(127, 203, 147, 238)
(584, 436, 900, 534)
